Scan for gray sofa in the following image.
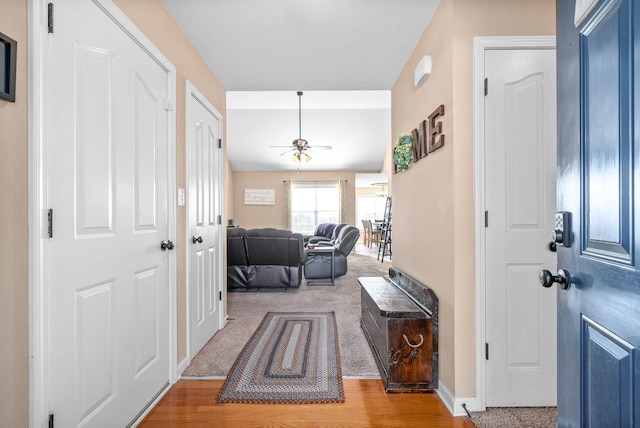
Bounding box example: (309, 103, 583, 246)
(227, 227, 304, 291)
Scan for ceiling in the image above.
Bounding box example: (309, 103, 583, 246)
(226, 90, 391, 172)
(161, 0, 440, 175)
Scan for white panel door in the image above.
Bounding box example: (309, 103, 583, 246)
(45, 1, 172, 426)
(484, 48, 557, 406)
(187, 84, 224, 359)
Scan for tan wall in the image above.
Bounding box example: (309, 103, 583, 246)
(391, 0, 555, 397)
(232, 171, 357, 230)
(225, 159, 235, 222)
(391, 0, 456, 392)
(0, 1, 28, 426)
(111, 0, 228, 365)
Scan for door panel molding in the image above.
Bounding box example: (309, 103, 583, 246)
(581, 315, 635, 427)
(472, 35, 556, 414)
(580, 0, 634, 266)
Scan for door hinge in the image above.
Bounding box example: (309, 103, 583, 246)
(484, 78, 488, 96)
(47, 209, 54, 238)
(217, 214, 222, 225)
(218, 138, 222, 149)
(164, 99, 173, 111)
(49, 413, 54, 428)
(219, 291, 222, 301)
(484, 211, 488, 228)
(485, 343, 489, 360)
(47, 3, 54, 33)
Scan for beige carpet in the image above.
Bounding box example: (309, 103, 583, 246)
(471, 407, 557, 427)
(183, 249, 389, 377)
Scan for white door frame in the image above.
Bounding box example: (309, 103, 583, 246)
(28, 1, 178, 426)
(472, 35, 556, 412)
(184, 81, 226, 367)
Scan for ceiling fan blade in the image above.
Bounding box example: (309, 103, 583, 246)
(279, 148, 295, 156)
(308, 145, 332, 151)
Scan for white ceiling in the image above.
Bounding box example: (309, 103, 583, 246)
(226, 90, 390, 172)
(161, 0, 440, 174)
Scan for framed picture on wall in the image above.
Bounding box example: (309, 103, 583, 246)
(0, 31, 17, 102)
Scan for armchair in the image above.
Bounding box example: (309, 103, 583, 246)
(304, 225, 360, 279)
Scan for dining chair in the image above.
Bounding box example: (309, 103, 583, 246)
(361, 219, 371, 248)
(369, 220, 382, 248)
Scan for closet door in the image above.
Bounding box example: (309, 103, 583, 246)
(45, 1, 173, 425)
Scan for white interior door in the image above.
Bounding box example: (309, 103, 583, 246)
(45, 1, 174, 426)
(187, 83, 224, 360)
(484, 48, 557, 406)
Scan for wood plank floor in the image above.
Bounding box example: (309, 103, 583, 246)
(140, 379, 476, 427)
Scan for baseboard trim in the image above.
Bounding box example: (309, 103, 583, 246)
(177, 356, 189, 377)
(437, 380, 483, 417)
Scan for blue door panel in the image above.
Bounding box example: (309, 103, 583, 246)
(582, 316, 634, 427)
(581, 0, 633, 264)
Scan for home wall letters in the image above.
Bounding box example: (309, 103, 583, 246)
(395, 104, 445, 173)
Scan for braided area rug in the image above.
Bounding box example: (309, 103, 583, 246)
(215, 312, 345, 404)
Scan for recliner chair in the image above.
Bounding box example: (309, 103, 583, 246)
(304, 225, 360, 279)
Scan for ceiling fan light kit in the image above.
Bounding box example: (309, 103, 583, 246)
(291, 152, 312, 163)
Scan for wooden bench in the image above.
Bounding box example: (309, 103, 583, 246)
(359, 268, 438, 392)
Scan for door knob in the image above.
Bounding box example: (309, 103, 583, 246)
(192, 235, 203, 244)
(539, 269, 570, 290)
(160, 240, 175, 251)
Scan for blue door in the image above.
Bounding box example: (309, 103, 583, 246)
(556, 0, 640, 426)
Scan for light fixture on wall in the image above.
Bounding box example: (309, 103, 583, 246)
(414, 55, 432, 87)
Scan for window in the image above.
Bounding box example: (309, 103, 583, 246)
(356, 194, 387, 229)
(291, 182, 340, 235)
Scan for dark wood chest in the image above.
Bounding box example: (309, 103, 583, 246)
(360, 275, 437, 392)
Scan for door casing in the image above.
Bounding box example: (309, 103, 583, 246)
(28, 1, 178, 426)
(184, 80, 226, 367)
(472, 35, 557, 414)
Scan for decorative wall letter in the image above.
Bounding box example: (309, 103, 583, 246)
(419, 120, 428, 159)
(428, 105, 445, 153)
(411, 128, 420, 163)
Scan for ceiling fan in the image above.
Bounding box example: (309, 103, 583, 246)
(269, 91, 332, 162)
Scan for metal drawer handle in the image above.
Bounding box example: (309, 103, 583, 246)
(402, 334, 424, 348)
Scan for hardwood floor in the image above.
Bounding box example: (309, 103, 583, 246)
(140, 379, 476, 427)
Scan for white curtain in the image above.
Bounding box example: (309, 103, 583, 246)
(338, 179, 346, 224)
(284, 180, 292, 230)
